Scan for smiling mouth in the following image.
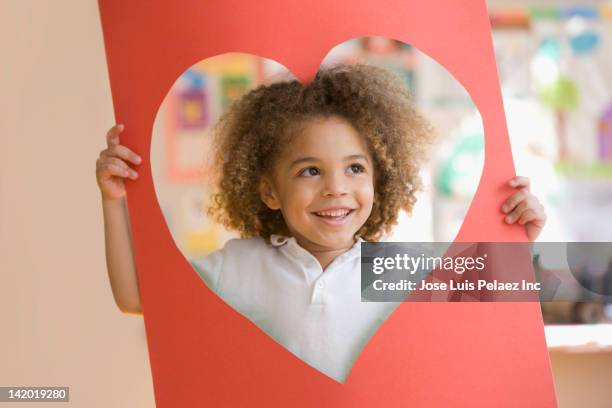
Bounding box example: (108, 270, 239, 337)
(312, 208, 355, 222)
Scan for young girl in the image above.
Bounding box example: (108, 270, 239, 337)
(96, 64, 546, 383)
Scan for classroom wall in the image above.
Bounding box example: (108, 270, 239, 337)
(1, 1, 610, 407)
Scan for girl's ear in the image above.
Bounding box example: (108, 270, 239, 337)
(259, 176, 281, 210)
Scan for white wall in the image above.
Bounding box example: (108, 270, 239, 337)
(0, 1, 154, 407)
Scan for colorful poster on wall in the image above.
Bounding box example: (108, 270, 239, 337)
(164, 56, 264, 183)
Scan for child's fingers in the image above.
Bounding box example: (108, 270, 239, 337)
(103, 156, 139, 179)
(517, 209, 540, 226)
(104, 144, 142, 166)
(501, 188, 529, 213)
(106, 124, 124, 147)
(509, 176, 530, 190)
(98, 161, 131, 180)
(518, 202, 546, 226)
(97, 156, 139, 180)
(504, 201, 528, 224)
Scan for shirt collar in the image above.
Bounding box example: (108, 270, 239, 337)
(269, 234, 364, 262)
(270, 234, 290, 247)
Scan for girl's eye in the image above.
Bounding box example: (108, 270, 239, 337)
(348, 164, 365, 174)
(298, 167, 320, 177)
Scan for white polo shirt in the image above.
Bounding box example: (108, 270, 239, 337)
(190, 234, 400, 383)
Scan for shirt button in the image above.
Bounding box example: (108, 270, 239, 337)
(316, 280, 325, 289)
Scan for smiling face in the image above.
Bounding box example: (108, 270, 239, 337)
(259, 115, 375, 252)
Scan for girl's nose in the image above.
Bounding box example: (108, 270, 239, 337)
(322, 172, 349, 197)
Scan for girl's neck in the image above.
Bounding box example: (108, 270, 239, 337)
(294, 236, 357, 271)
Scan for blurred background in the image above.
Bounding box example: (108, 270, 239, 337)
(2, 0, 612, 406)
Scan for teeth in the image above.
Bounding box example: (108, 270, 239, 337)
(315, 209, 350, 217)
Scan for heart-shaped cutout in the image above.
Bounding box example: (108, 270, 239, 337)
(150, 38, 484, 384)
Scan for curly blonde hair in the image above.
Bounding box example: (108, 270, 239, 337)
(206, 63, 435, 241)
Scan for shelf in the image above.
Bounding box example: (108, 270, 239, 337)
(545, 323, 612, 352)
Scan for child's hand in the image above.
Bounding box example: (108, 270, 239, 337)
(95, 124, 142, 201)
(501, 176, 546, 242)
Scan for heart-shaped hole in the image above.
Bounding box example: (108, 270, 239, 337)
(150, 37, 484, 383)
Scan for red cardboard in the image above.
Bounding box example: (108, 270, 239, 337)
(98, 0, 558, 406)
